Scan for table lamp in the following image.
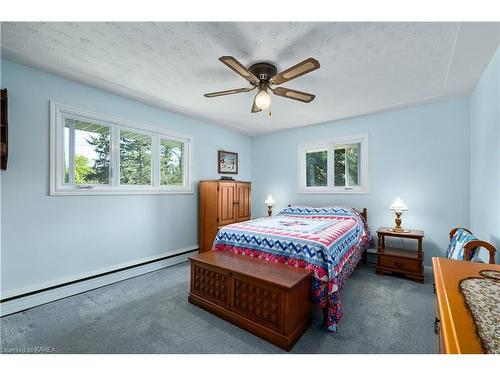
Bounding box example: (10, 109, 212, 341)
(390, 197, 408, 232)
(265, 194, 275, 217)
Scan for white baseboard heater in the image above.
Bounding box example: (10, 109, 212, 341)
(0, 247, 198, 317)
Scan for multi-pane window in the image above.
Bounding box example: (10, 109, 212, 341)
(51, 102, 191, 195)
(298, 134, 369, 193)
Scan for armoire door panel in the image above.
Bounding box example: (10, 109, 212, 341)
(236, 183, 251, 221)
(218, 182, 236, 226)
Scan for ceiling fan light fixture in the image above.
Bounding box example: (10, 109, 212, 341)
(254, 89, 271, 110)
(205, 56, 320, 112)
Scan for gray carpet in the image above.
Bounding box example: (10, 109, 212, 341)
(0, 261, 436, 354)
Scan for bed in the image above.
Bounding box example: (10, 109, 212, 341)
(212, 205, 374, 331)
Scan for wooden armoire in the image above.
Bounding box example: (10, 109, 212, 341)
(199, 180, 251, 253)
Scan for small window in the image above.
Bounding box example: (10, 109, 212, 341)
(51, 102, 192, 195)
(298, 134, 369, 194)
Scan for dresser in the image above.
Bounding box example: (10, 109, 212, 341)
(432, 257, 500, 354)
(199, 180, 251, 253)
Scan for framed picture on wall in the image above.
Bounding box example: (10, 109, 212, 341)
(218, 150, 238, 174)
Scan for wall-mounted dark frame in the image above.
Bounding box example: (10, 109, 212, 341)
(218, 150, 238, 174)
(1, 89, 7, 171)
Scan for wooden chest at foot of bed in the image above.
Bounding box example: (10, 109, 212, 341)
(188, 251, 312, 351)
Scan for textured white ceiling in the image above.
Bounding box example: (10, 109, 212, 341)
(1, 22, 499, 135)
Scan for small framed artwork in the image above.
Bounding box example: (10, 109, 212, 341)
(218, 150, 238, 174)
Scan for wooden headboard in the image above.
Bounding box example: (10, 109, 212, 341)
(360, 208, 367, 221)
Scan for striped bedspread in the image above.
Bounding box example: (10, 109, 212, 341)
(212, 206, 374, 331)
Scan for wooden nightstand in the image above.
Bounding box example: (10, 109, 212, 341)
(376, 227, 425, 283)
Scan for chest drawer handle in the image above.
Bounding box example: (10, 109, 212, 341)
(393, 262, 404, 268)
(434, 317, 440, 335)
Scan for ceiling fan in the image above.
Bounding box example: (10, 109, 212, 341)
(204, 56, 320, 113)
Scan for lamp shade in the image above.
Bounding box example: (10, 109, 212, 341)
(265, 194, 275, 206)
(390, 197, 408, 212)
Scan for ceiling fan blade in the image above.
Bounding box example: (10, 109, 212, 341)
(204, 87, 253, 98)
(273, 87, 316, 103)
(251, 99, 262, 113)
(219, 56, 259, 84)
(270, 58, 320, 85)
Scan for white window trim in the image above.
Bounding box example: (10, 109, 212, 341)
(297, 133, 369, 194)
(50, 101, 193, 195)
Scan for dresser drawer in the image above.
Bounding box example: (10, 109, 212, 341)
(379, 254, 419, 272)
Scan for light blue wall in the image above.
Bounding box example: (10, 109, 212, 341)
(470, 46, 500, 262)
(252, 100, 471, 265)
(0, 60, 252, 296)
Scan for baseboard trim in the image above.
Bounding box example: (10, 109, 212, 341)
(0, 248, 198, 317)
(1, 245, 199, 300)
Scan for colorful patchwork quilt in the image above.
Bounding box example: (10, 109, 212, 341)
(212, 206, 374, 331)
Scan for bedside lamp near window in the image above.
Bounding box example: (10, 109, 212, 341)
(265, 194, 275, 217)
(390, 197, 409, 232)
